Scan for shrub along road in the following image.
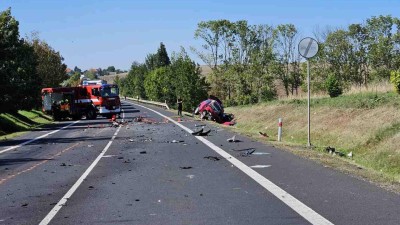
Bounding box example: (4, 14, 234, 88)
(0, 101, 399, 225)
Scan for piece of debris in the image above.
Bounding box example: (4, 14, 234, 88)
(259, 132, 269, 137)
(179, 166, 192, 169)
(195, 124, 206, 127)
(199, 129, 211, 136)
(325, 146, 335, 154)
(21, 203, 28, 207)
(325, 146, 347, 157)
(87, 145, 94, 148)
(240, 149, 256, 157)
(227, 135, 240, 142)
(204, 156, 222, 161)
(88, 186, 94, 189)
(117, 157, 124, 159)
(186, 175, 195, 179)
(60, 163, 67, 167)
(135, 199, 140, 202)
(129, 139, 134, 142)
(171, 140, 184, 143)
(347, 151, 353, 159)
(140, 151, 147, 154)
(191, 129, 203, 136)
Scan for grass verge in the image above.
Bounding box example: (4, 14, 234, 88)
(0, 109, 52, 141)
(224, 91, 400, 194)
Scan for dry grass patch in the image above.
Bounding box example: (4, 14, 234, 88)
(225, 93, 400, 192)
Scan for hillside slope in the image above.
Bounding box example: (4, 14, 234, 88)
(225, 92, 400, 183)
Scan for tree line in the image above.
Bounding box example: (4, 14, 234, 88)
(3, 8, 400, 115)
(0, 8, 67, 113)
(116, 43, 209, 111)
(192, 17, 400, 104)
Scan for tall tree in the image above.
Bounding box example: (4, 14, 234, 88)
(156, 42, 171, 67)
(27, 33, 67, 88)
(126, 61, 147, 98)
(365, 15, 399, 79)
(73, 66, 82, 74)
(0, 8, 39, 112)
(107, 66, 116, 73)
(275, 24, 300, 96)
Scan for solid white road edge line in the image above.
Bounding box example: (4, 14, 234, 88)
(39, 111, 124, 225)
(129, 101, 334, 225)
(0, 120, 80, 154)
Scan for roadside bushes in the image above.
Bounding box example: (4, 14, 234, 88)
(390, 70, 400, 94)
(325, 74, 343, 98)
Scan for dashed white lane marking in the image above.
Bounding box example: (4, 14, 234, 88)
(129, 101, 334, 225)
(252, 152, 270, 155)
(39, 110, 124, 225)
(0, 120, 80, 154)
(250, 165, 272, 168)
(102, 155, 118, 158)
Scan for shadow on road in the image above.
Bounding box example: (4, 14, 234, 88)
(0, 157, 53, 167)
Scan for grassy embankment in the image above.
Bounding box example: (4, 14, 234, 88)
(225, 91, 400, 187)
(0, 110, 52, 141)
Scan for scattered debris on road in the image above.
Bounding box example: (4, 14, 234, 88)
(204, 156, 222, 161)
(259, 132, 269, 137)
(179, 166, 192, 169)
(241, 149, 255, 157)
(227, 135, 241, 142)
(191, 129, 211, 136)
(232, 148, 256, 157)
(191, 129, 203, 135)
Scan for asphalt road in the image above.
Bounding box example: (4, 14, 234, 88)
(0, 100, 399, 225)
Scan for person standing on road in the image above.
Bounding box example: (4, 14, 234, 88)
(177, 98, 183, 117)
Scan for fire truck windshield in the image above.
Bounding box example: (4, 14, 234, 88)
(100, 86, 119, 97)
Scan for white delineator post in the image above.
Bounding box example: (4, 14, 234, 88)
(278, 118, 283, 142)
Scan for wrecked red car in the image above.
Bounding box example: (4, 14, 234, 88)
(194, 97, 234, 124)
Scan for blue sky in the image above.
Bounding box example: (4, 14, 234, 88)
(1, 0, 400, 70)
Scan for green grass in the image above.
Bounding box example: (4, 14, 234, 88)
(279, 92, 400, 109)
(226, 91, 400, 183)
(0, 109, 52, 141)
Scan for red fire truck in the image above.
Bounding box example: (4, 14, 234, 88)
(41, 87, 97, 121)
(81, 80, 121, 118)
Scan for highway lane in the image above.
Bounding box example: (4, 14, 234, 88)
(0, 101, 399, 225)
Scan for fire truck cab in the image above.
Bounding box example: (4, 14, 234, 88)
(81, 80, 121, 118)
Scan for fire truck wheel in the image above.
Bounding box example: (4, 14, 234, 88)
(52, 112, 61, 121)
(86, 108, 97, 120)
(72, 114, 82, 120)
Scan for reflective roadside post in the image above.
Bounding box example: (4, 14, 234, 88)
(278, 118, 283, 142)
(298, 37, 319, 148)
